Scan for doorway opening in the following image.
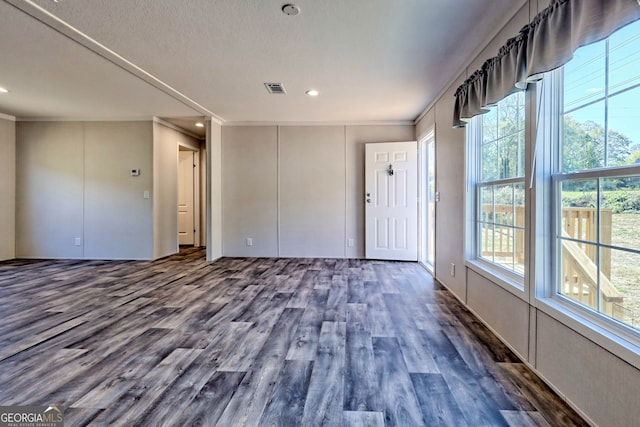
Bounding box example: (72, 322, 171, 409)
(178, 146, 200, 247)
(419, 133, 436, 273)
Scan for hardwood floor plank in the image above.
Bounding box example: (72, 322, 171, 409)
(383, 293, 439, 373)
(371, 337, 426, 426)
(301, 321, 346, 426)
(138, 322, 254, 426)
(363, 281, 395, 337)
(324, 275, 347, 322)
(94, 348, 202, 425)
(0, 316, 87, 362)
(410, 373, 469, 427)
(421, 303, 529, 411)
(0, 348, 87, 401)
(500, 410, 553, 427)
(217, 292, 291, 372)
(215, 308, 305, 427)
(61, 406, 103, 427)
(259, 360, 313, 426)
(170, 371, 246, 427)
(68, 329, 180, 409)
(418, 323, 510, 427)
(343, 410, 385, 427)
(286, 270, 318, 308)
(344, 330, 381, 412)
(346, 302, 370, 334)
(347, 276, 367, 304)
(286, 288, 329, 361)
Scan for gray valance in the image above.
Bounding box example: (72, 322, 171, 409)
(453, 0, 640, 128)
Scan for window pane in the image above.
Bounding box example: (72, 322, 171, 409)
(563, 40, 606, 111)
(483, 107, 498, 144)
(479, 186, 493, 222)
(608, 87, 640, 166)
(498, 133, 522, 179)
(562, 103, 605, 172)
(494, 184, 513, 225)
(559, 240, 599, 312)
(481, 140, 498, 181)
(601, 176, 640, 251)
(608, 19, 640, 95)
(606, 248, 640, 329)
(561, 179, 598, 243)
(479, 222, 494, 263)
(498, 91, 524, 137)
(494, 225, 515, 271)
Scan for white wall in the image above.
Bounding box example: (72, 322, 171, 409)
(279, 126, 346, 257)
(0, 116, 16, 261)
(415, 1, 640, 426)
(16, 121, 154, 260)
(16, 122, 86, 259)
(84, 122, 153, 259)
(222, 124, 414, 258)
(222, 126, 278, 257)
(208, 120, 223, 261)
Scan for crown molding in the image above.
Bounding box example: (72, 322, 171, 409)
(223, 120, 415, 127)
(0, 113, 16, 121)
(16, 116, 155, 122)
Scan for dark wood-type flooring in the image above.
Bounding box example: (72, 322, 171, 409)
(0, 248, 588, 426)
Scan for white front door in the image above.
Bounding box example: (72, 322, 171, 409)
(178, 150, 195, 245)
(365, 141, 418, 261)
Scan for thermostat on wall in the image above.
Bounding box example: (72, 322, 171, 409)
(130, 169, 141, 176)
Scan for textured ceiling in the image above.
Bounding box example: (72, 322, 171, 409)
(0, 0, 524, 124)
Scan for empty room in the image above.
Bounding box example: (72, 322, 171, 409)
(1, 0, 639, 426)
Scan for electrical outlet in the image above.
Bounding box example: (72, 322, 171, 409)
(450, 263, 455, 277)
(347, 238, 354, 247)
(246, 238, 253, 246)
(75, 237, 81, 246)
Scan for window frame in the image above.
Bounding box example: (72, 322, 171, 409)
(534, 66, 640, 357)
(465, 91, 529, 296)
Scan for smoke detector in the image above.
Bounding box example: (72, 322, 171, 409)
(282, 4, 300, 16)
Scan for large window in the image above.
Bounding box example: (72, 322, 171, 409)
(553, 19, 640, 331)
(469, 91, 526, 282)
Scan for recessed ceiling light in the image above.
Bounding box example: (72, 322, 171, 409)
(305, 89, 319, 97)
(282, 4, 300, 16)
(195, 122, 204, 128)
(0, 87, 9, 94)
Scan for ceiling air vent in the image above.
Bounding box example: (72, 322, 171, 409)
(264, 82, 286, 94)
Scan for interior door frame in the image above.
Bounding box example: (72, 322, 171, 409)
(178, 144, 201, 247)
(365, 141, 418, 261)
(418, 130, 436, 274)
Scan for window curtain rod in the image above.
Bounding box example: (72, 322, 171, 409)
(453, 0, 640, 128)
